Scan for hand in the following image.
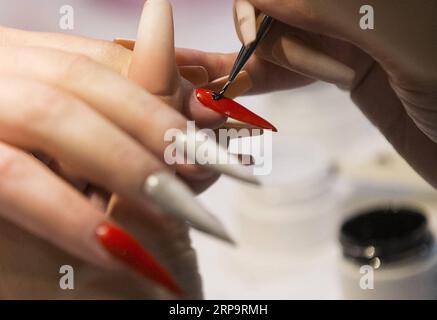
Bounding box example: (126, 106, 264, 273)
(0, 0, 235, 299)
(177, 0, 437, 188)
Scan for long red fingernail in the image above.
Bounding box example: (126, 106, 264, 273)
(96, 222, 182, 296)
(196, 88, 277, 132)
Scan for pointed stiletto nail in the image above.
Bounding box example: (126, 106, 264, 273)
(174, 128, 261, 185)
(196, 88, 277, 132)
(144, 170, 235, 244)
(96, 221, 182, 296)
(113, 38, 136, 50)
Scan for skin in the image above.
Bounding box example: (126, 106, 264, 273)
(177, 0, 437, 189)
(0, 0, 227, 299)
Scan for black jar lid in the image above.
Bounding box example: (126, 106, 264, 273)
(340, 206, 434, 266)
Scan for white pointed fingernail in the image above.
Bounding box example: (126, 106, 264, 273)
(174, 129, 260, 185)
(144, 170, 235, 244)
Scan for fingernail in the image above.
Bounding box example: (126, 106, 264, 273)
(174, 127, 261, 185)
(271, 35, 355, 87)
(179, 65, 209, 86)
(113, 38, 136, 51)
(144, 170, 235, 244)
(235, 0, 257, 46)
(206, 71, 253, 99)
(196, 88, 277, 132)
(96, 221, 182, 295)
(220, 119, 265, 135)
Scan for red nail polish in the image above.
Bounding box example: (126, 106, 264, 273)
(196, 88, 277, 132)
(96, 222, 182, 296)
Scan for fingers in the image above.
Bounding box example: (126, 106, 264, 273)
(0, 45, 254, 197)
(0, 142, 109, 268)
(0, 77, 163, 201)
(0, 141, 181, 295)
(129, 0, 180, 100)
(176, 48, 313, 94)
(0, 75, 234, 242)
(0, 46, 185, 163)
(234, 0, 257, 46)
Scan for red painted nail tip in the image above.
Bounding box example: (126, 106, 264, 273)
(96, 222, 183, 296)
(195, 88, 277, 132)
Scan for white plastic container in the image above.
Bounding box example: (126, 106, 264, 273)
(237, 139, 342, 255)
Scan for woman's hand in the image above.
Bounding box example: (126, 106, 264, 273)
(178, 0, 437, 189)
(0, 0, 240, 299)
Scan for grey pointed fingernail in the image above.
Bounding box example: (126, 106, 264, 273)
(144, 170, 235, 244)
(174, 129, 260, 185)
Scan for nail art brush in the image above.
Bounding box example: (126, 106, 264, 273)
(213, 15, 273, 100)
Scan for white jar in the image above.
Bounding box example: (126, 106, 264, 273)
(237, 139, 342, 255)
(339, 206, 437, 299)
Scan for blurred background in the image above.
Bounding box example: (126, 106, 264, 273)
(1, 0, 436, 299)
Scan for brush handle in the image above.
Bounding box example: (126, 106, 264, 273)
(229, 15, 273, 82)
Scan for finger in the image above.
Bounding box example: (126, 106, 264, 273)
(0, 26, 132, 76)
(129, 0, 180, 101)
(255, 21, 355, 87)
(0, 46, 254, 188)
(127, 0, 226, 130)
(234, 0, 257, 46)
(0, 142, 181, 294)
(107, 196, 203, 298)
(115, 32, 225, 127)
(113, 39, 209, 86)
(176, 48, 313, 94)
